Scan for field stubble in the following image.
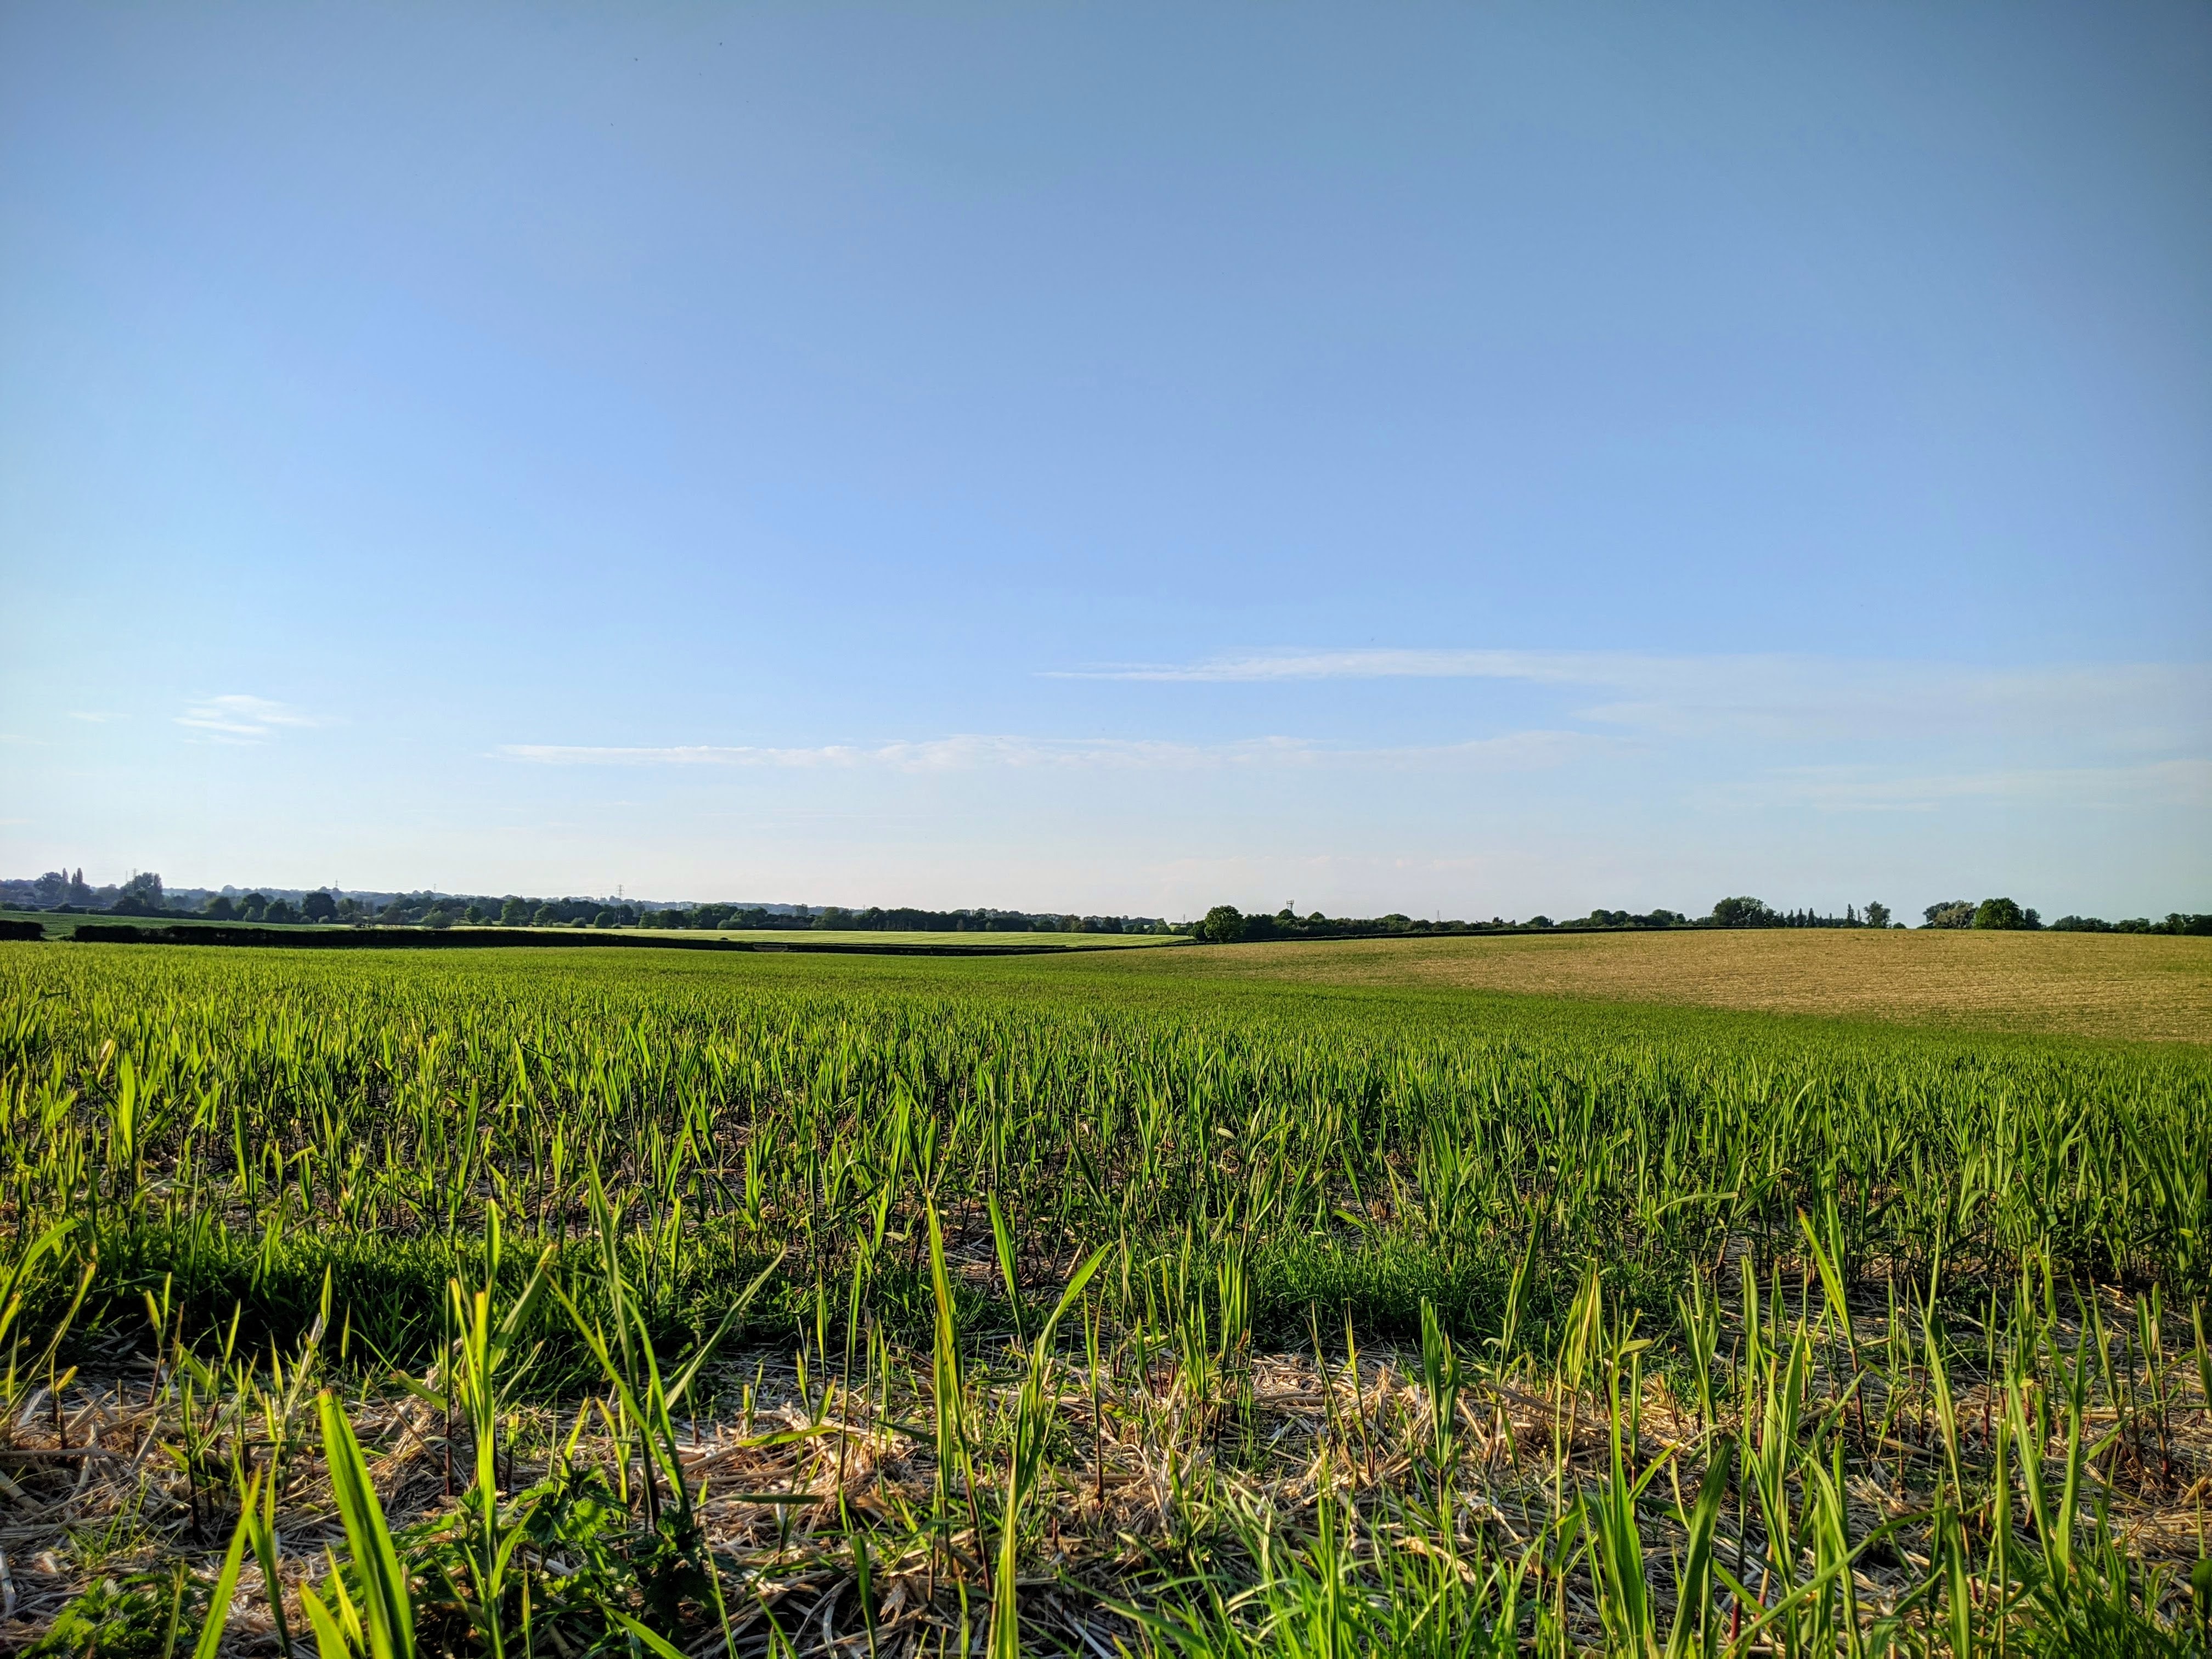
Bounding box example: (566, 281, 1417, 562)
(1128, 929, 2212, 1045)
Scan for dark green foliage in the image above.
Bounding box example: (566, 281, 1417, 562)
(1198, 905, 1246, 943)
(2055, 913, 2212, 937)
(1194, 902, 1697, 941)
(1710, 896, 1776, 927)
(2016, 1532, 2202, 1657)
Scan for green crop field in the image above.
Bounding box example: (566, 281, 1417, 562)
(692, 928, 1178, 950)
(0, 911, 1183, 951)
(2, 940, 2208, 1655)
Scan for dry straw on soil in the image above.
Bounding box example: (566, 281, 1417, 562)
(1141, 929, 2212, 1044)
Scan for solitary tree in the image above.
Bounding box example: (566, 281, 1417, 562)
(1197, 905, 1246, 944)
(1864, 901, 1891, 929)
(109, 872, 167, 916)
(1711, 896, 1775, 928)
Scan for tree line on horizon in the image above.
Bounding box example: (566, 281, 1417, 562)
(1193, 895, 2212, 942)
(7, 868, 2207, 939)
(1, 871, 1172, 935)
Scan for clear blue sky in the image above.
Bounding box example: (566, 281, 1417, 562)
(3, 3, 2207, 920)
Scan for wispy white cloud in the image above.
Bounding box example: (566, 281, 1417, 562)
(177, 695, 319, 743)
(497, 736, 1226, 770)
(1054, 648, 1617, 685)
(1054, 650, 2211, 747)
(496, 729, 1610, 773)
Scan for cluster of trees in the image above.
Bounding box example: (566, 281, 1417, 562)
(640, 904, 1173, 934)
(0, 874, 646, 930)
(1708, 898, 1895, 929)
(1583, 907, 1690, 928)
(7, 868, 180, 913)
(2048, 912, 2212, 936)
(1912, 899, 2211, 935)
(1921, 898, 2041, 930)
(195, 889, 473, 927)
(10, 868, 98, 909)
(1193, 898, 1909, 944)
(357, 895, 661, 929)
(1193, 907, 1535, 944)
(199, 890, 337, 923)
(1194, 905, 1703, 943)
(1194, 902, 1920, 942)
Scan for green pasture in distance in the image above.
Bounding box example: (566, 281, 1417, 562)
(699, 927, 1180, 948)
(1, 909, 1183, 949)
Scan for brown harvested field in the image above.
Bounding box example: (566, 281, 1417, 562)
(1143, 928, 2212, 1042)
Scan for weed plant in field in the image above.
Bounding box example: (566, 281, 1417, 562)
(2, 942, 2210, 1654)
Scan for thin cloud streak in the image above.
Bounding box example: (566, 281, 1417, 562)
(1054, 648, 1627, 684)
(496, 730, 1610, 772)
(1054, 650, 2211, 746)
(176, 695, 318, 743)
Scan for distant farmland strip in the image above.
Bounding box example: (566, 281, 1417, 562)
(47, 921, 1179, 956)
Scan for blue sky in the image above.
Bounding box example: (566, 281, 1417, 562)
(3, 3, 2207, 920)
